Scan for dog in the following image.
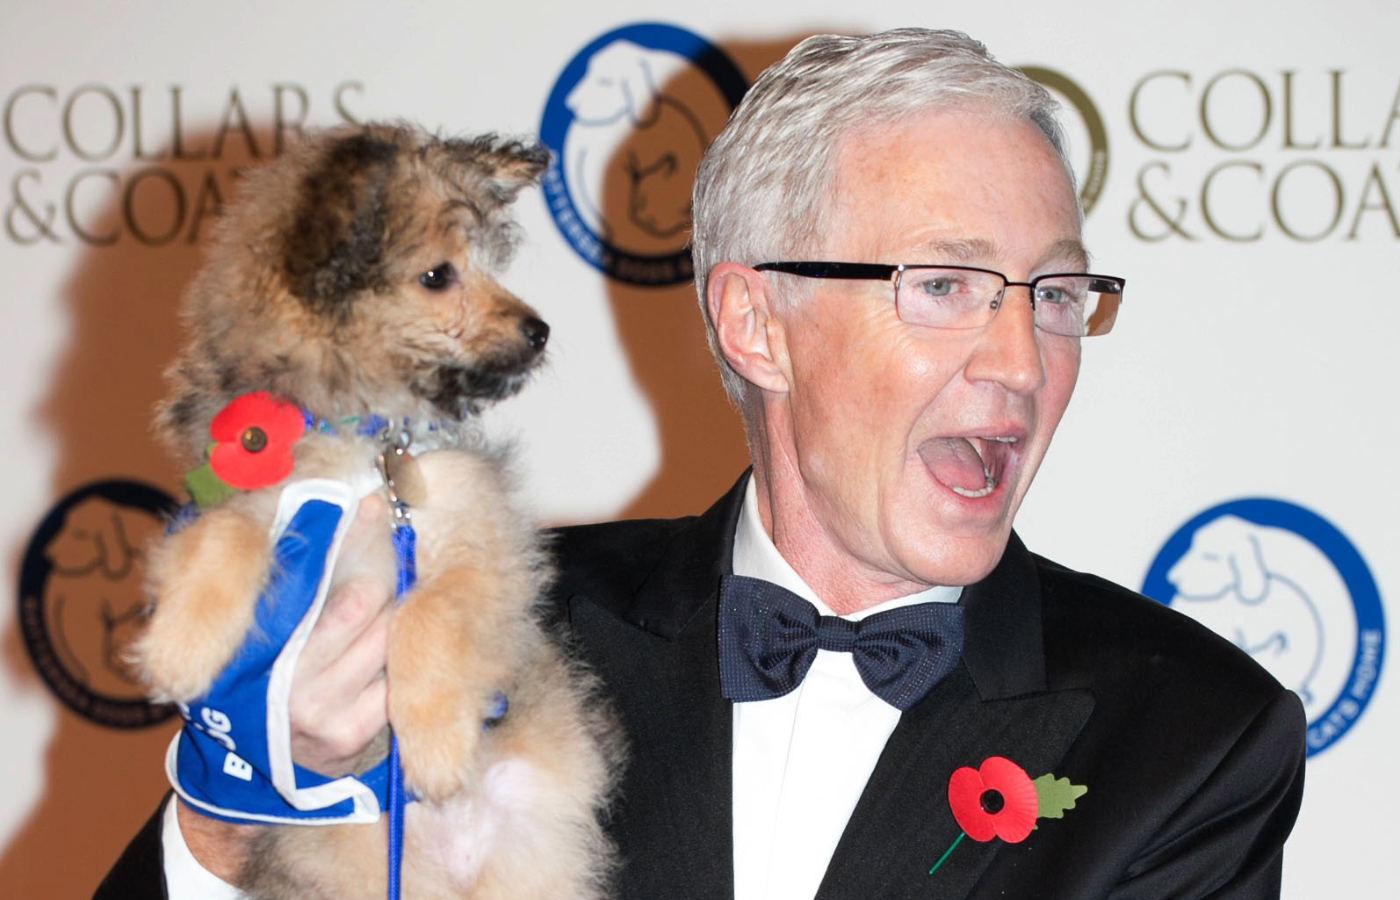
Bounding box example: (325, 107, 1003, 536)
(562, 39, 708, 254)
(134, 123, 620, 900)
(1167, 515, 1324, 704)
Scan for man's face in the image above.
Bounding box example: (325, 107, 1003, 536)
(761, 108, 1083, 602)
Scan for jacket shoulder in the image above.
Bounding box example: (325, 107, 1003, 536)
(542, 515, 698, 604)
(1028, 556, 1307, 895)
(93, 794, 169, 900)
(1031, 552, 1304, 794)
(1033, 553, 1287, 699)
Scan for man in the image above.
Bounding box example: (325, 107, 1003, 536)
(99, 28, 1305, 900)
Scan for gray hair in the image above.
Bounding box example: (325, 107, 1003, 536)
(690, 28, 1075, 408)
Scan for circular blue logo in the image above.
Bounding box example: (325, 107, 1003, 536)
(539, 23, 747, 286)
(1143, 498, 1385, 756)
(18, 479, 180, 728)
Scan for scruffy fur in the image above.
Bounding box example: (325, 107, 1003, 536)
(136, 123, 620, 900)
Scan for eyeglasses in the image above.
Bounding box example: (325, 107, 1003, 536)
(753, 262, 1125, 337)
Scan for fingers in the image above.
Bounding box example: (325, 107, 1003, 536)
(303, 573, 393, 671)
(321, 590, 395, 693)
(289, 575, 394, 776)
(297, 494, 395, 673)
(287, 494, 397, 776)
(335, 493, 391, 576)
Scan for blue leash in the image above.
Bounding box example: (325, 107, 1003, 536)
(374, 425, 507, 899)
(379, 431, 417, 900)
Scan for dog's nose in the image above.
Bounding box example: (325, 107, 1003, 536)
(521, 316, 549, 352)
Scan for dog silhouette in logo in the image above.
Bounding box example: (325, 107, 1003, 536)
(1167, 515, 1324, 703)
(563, 40, 709, 255)
(42, 496, 160, 699)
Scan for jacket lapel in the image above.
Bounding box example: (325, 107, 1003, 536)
(564, 478, 1095, 900)
(816, 535, 1095, 900)
(565, 476, 747, 900)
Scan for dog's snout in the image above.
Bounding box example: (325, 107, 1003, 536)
(522, 316, 549, 352)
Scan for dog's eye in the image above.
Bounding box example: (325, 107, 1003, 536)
(419, 263, 456, 291)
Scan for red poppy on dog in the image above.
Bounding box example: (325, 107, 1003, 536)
(207, 391, 305, 490)
(947, 755, 1039, 843)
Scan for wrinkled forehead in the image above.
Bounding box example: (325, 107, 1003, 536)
(822, 109, 1083, 265)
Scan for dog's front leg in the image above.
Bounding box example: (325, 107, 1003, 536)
(137, 502, 274, 702)
(387, 558, 529, 802)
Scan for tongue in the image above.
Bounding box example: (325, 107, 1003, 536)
(919, 437, 988, 491)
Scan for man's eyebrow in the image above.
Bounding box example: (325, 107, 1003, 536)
(916, 237, 1091, 270)
(1046, 239, 1091, 270)
(919, 238, 1000, 263)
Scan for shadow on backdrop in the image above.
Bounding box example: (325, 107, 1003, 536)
(0, 125, 268, 898)
(589, 37, 806, 521)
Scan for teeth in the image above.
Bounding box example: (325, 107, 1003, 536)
(950, 434, 1014, 498)
(950, 467, 997, 499)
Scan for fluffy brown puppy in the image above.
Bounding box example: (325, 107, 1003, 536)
(135, 123, 620, 900)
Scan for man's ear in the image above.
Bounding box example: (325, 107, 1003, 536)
(706, 262, 790, 393)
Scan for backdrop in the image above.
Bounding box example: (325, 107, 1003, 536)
(3, 1, 1394, 896)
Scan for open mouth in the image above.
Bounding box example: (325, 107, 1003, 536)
(918, 435, 1017, 499)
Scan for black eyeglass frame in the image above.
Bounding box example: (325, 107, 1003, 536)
(752, 261, 1125, 336)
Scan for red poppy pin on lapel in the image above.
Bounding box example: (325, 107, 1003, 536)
(929, 756, 1087, 875)
(184, 391, 307, 507)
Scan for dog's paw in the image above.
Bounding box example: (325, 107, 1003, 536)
(135, 583, 261, 703)
(386, 623, 487, 800)
(390, 692, 483, 801)
(137, 508, 272, 702)
(133, 630, 217, 703)
(387, 585, 515, 801)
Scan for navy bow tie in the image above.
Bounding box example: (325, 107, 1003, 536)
(717, 574, 965, 711)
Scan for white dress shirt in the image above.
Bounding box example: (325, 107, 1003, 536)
(730, 477, 961, 900)
(163, 799, 246, 900)
(164, 477, 962, 900)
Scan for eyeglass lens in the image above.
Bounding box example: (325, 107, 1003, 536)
(894, 267, 1121, 337)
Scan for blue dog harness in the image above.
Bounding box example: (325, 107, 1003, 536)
(165, 419, 510, 898)
(165, 478, 395, 825)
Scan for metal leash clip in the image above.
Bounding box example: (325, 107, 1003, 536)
(374, 422, 418, 900)
(376, 424, 414, 525)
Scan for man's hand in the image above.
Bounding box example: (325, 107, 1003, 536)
(288, 493, 395, 776)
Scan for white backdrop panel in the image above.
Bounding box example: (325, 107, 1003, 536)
(2, 1, 1394, 896)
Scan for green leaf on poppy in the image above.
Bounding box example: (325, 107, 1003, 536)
(184, 461, 236, 508)
(1032, 773, 1087, 820)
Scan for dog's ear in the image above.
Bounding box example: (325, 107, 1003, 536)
(442, 134, 550, 207)
(1230, 530, 1271, 603)
(281, 129, 401, 317)
(622, 51, 661, 127)
(47, 499, 134, 579)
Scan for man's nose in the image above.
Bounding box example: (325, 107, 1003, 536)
(963, 285, 1045, 393)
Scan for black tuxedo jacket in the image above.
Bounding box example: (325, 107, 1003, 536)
(96, 475, 1305, 899)
(553, 475, 1304, 900)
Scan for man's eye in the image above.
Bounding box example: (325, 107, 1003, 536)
(1035, 284, 1073, 305)
(915, 277, 957, 297)
(419, 263, 456, 290)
